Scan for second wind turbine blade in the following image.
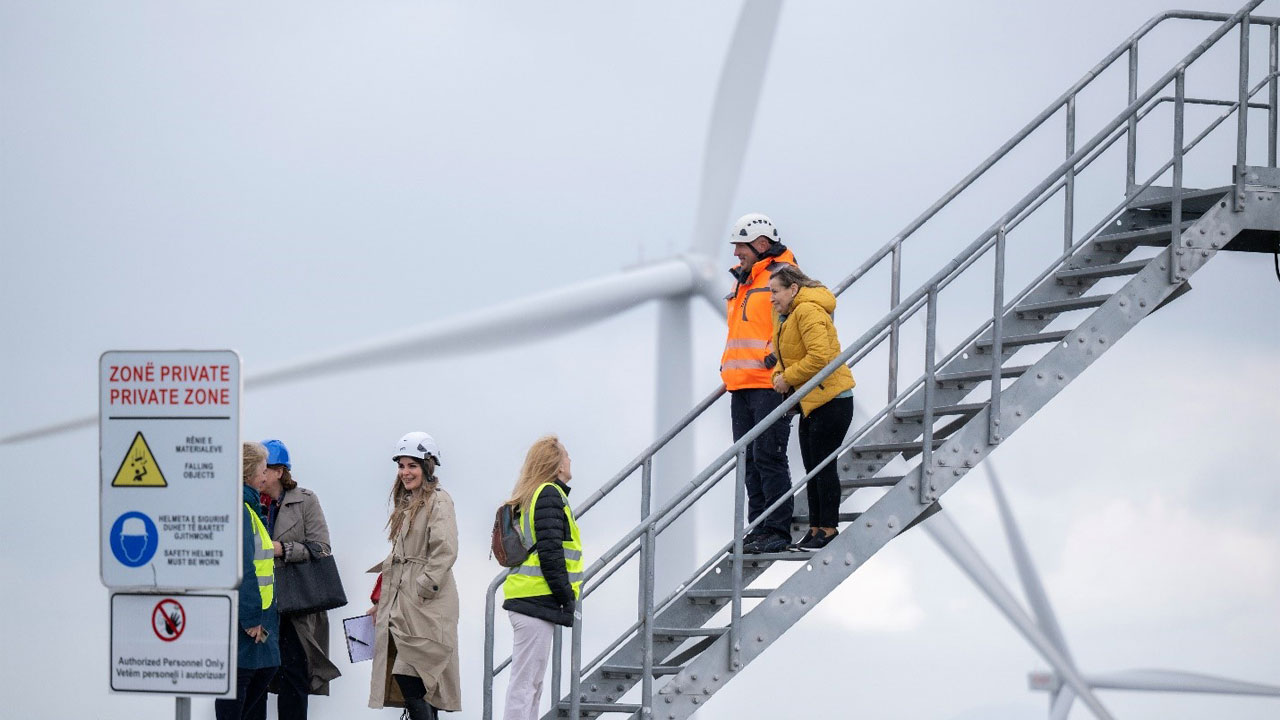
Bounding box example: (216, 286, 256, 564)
(0, 259, 698, 446)
(687, 0, 783, 260)
(248, 258, 698, 388)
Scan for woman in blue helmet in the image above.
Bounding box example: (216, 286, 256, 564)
(250, 439, 341, 720)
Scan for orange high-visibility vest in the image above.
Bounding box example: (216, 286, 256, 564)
(720, 248, 797, 390)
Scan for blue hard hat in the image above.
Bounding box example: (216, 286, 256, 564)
(262, 439, 291, 469)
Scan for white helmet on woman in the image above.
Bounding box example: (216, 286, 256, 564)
(392, 431, 442, 465)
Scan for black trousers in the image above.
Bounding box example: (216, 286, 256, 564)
(798, 395, 853, 529)
(730, 388, 793, 541)
(246, 616, 309, 720)
(215, 666, 276, 720)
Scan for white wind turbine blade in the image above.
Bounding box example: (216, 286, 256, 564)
(0, 258, 697, 446)
(987, 464, 1074, 663)
(923, 511, 1115, 720)
(1049, 687, 1076, 720)
(1084, 669, 1280, 696)
(687, 0, 783, 262)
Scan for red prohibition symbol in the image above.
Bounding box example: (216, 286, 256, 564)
(152, 598, 185, 642)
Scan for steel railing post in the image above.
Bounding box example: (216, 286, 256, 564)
(637, 458, 652, 621)
(1173, 71, 1186, 284)
(989, 228, 1006, 445)
(569, 601, 583, 720)
(1237, 13, 1252, 211)
(888, 241, 902, 406)
(483, 580, 497, 720)
(1270, 22, 1278, 167)
(729, 447, 746, 671)
(640, 458, 655, 718)
(551, 627, 563, 714)
(919, 285, 939, 505)
(1127, 43, 1139, 191)
(1065, 96, 1076, 252)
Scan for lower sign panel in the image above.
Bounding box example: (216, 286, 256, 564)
(110, 591, 237, 697)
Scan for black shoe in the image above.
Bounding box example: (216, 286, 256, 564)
(791, 529, 820, 550)
(750, 535, 789, 554)
(808, 530, 838, 550)
(742, 536, 764, 554)
(794, 529, 824, 550)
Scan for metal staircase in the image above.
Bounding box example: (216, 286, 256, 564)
(483, 4, 1280, 719)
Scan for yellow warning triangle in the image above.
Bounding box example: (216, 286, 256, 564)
(111, 432, 168, 488)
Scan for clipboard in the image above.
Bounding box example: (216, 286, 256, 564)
(343, 614, 376, 663)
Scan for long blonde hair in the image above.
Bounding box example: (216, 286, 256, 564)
(506, 435, 565, 515)
(242, 442, 267, 485)
(387, 456, 438, 541)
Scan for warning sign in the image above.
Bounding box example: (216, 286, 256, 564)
(100, 350, 241, 591)
(112, 432, 167, 487)
(110, 591, 235, 697)
(153, 598, 185, 642)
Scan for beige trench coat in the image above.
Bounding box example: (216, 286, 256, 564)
(367, 488, 461, 711)
(271, 485, 342, 694)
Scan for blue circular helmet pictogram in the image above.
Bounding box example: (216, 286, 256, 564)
(110, 511, 159, 567)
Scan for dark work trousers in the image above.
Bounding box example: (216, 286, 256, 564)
(215, 666, 276, 720)
(246, 616, 309, 720)
(798, 395, 854, 529)
(730, 388, 794, 541)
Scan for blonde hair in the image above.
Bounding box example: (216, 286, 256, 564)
(242, 442, 267, 485)
(506, 435, 565, 515)
(387, 456, 438, 541)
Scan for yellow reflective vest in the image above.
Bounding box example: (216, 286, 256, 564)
(245, 503, 275, 609)
(502, 483, 583, 600)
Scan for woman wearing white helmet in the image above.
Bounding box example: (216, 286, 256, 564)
(366, 432, 461, 719)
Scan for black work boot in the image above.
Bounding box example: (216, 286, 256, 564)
(403, 698, 439, 720)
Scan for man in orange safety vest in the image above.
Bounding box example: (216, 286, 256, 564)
(720, 213, 797, 554)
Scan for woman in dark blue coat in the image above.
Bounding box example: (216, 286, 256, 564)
(215, 442, 281, 720)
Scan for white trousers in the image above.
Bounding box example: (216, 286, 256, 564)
(503, 610, 557, 720)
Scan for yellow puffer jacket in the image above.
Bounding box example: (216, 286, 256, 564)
(772, 286, 855, 416)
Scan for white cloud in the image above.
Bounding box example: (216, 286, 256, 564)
(1051, 495, 1280, 626)
(812, 552, 925, 633)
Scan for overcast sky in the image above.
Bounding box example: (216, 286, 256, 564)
(2, 2, 1278, 719)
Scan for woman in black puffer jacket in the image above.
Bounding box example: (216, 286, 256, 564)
(500, 435, 582, 720)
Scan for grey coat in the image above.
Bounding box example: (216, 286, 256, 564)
(272, 485, 342, 694)
(367, 489, 461, 711)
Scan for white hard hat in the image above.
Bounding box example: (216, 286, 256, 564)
(729, 213, 780, 245)
(393, 431, 442, 465)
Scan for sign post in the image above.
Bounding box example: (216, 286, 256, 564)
(99, 350, 243, 707)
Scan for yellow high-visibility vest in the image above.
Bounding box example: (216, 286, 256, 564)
(502, 483, 583, 601)
(245, 503, 275, 609)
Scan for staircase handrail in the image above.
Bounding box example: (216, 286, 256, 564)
(482, 4, 1272, 718)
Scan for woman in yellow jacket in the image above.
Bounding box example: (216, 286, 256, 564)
(768, 264, 855, 550)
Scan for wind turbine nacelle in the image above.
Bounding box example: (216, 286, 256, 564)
(1028, 671, 1062, 692)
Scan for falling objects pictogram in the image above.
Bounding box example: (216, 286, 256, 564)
(152, 598, 185, 642)
(112, 432, 167, 487)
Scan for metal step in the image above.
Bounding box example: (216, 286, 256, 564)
(840, 475, 904, 489)
(976, 329, 1070, 351)
(600, 664, 683, 678)
(894, 401, 987, 420)
(652, 626, 728, 639)
(1015, 293, 1111, 318)
(737, 551, 814, 563)
(686, 587, 773, 603)
(1126, 184, 1228, 214)
(791, 511, 861, 526)
(1092, 221, 1191, 250)
(1055, 258, 1151, 282)
(935, 364, 1031, 387)
(555, 702, 642, 716)
(849, 437, 947, 455)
